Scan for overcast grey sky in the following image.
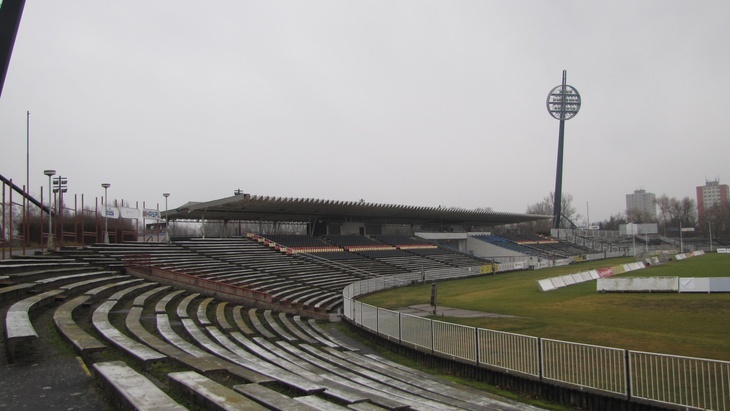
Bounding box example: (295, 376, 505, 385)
(1, 1, 728, 224)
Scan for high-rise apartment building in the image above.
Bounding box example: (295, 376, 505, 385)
(696, 179, 729, 221)
(626, 189, 656, 220)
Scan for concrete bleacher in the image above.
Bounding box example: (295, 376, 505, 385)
(473, 234, 547, 257)
(2, 252, 540, 411)
(93, 360, 188, 410)
(499, 233, 598, 258)
(49, 236, 493, 318)
(315, 234, 492, 273)
(80, 239, 340, 313)
(0, 238, 552, 410)
(168, 370, 270, 410)
(1, 257, 128, 362)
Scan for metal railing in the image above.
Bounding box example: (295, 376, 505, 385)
(344, 267, 730, 410)
(478, 328, 540, 377)
(630, 351, 730, 411)
(541, 338, 627, 396)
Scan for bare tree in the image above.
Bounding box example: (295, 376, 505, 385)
(699, 203, 730, 237)
(522, 192, 580, 233)
(626, 207, 656, 224)
(655, 194, 697, 234)
(599, 213, 627, 231)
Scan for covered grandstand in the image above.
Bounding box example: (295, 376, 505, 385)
(164, 193, 551, 235)
(3, 186, 677, 410)
(1, 191, 563, 410)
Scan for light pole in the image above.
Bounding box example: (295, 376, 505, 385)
(163, 193, 170, 242)
(102, 183, 111, 243)
(679, 221, 684, 254)
(43, 170, 55, 251)
(547, 70, 581, 229)
(53, 176, 68, 247)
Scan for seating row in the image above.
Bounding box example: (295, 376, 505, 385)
(1, 256, 537, 410)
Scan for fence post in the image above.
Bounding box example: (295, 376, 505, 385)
(624, 350, 632, 400)
(474, 327, 480, 367)
(376, 307, 379, 335)
(430, 318, 435, 354)
(538, 337, 544, 381)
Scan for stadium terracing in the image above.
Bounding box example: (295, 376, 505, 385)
(79, 192, 554, 320)
(2, 190, 565, 410)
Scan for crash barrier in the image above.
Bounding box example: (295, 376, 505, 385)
(598, 277, 730, 293)
(537, 261, 652, 292)
(344, 268, 730, 411)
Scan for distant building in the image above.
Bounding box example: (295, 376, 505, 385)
(696, 179, 729, 221)
(626, 189, 656, 220)
(619, 223, 658, 236)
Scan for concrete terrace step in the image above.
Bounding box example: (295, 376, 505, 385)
(92, 361, 187, 411)
(233, 382, 321, 411)
(168, 371, 268, 411)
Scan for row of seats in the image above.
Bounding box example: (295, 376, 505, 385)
(371, 235, 434, 247)
(1, 256, 533, 410)
(256, 234, 492, 273)
(71, 239, 378, 313)
(472, 235, 549, 257)
(58, 236, 495, 315)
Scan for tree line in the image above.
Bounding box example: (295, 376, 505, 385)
(513, 192, 729, 238)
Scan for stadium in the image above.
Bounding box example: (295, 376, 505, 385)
(3, 3, 730, 411)
(2, 182, 729, 410)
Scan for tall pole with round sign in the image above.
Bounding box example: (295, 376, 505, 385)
(547, 70, 581, 229)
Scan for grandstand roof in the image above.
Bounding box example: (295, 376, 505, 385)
(165, 193, 550, 226)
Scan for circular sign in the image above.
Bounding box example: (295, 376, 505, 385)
(546, 84, 581, 120)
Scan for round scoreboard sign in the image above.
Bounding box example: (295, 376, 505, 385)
(546, 84, 581, 120)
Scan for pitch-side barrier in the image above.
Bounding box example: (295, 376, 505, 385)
(343, 266, 730, 411)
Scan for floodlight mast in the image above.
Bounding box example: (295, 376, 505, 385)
(546, 70, 581, 229)
(43, 170, 56, 251)
(102, 183, 111, 243)
(163, 193, 170, 243)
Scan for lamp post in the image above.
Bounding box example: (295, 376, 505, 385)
(43, 170, 56, 251)
(102, 183, 111, 243)
(163, 193, 170, 242)
(53, 175, 68, 247)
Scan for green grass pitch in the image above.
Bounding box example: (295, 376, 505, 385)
(359, 253, 730, 361)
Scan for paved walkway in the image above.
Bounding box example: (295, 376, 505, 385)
(397, 304, 519, 318)
(0, 305, 114, 411)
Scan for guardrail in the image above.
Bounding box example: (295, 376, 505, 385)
(343, 267, 730, 411)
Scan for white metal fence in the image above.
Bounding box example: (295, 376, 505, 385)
(630, 351, 730, 411)
(478, 328, 539, 377)
(541, 338, 627, 396)
(344, 267, 730, 411)
(401, 313, 433, 350)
